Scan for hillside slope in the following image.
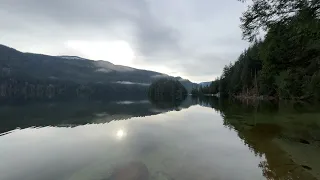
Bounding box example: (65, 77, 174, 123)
(0, 44, 196, 100)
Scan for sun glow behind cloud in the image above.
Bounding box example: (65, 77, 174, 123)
(64, 40, 185, 79)
(65, 40, 135, 66)
(1, 0, 250, 83)
(116, 129, 127, 140)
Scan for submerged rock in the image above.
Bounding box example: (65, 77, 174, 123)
(302, 165, 312, 170)
(108, 162, 149, 180)
(299, 139, 311, 144)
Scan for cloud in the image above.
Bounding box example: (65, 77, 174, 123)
(0, 0, 249, 82)
(113, 81, 150, 86)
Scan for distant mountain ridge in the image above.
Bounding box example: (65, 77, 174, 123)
(0, 44, 197, 100)
(199, 81, 212, 87)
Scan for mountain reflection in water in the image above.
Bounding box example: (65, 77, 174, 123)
(0, 97, 319, 180)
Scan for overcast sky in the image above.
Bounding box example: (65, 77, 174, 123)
(0, 0, 249, 83)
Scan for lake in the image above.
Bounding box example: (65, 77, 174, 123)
(0, 97, 319, 180)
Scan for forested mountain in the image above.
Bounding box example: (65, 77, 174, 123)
(148, 78, 188, 101)
(0, 44, 196, 100)
(193, 0, 320, 102)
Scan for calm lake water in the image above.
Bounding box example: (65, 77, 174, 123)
(0, 97, 319, 180)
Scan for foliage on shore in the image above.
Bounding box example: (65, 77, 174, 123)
(193, 0, 320, 101)
(148, 78, 187, 101)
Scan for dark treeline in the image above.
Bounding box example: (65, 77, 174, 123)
(193, 0, 320, 101)
(148, 78, 188, 110)
(0, 76, 148, 102)
(148, 78, 187, 101)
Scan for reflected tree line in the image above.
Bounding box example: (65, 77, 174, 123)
(1, 77, 319, 179)
(194, 96, 320, 180)
(0, 78, 191, 134)
(0, 98, 196, 135)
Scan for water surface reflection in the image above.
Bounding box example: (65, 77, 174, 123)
(0, 97, 319, 180)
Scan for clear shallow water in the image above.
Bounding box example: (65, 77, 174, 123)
(0, 98, 319, 180)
